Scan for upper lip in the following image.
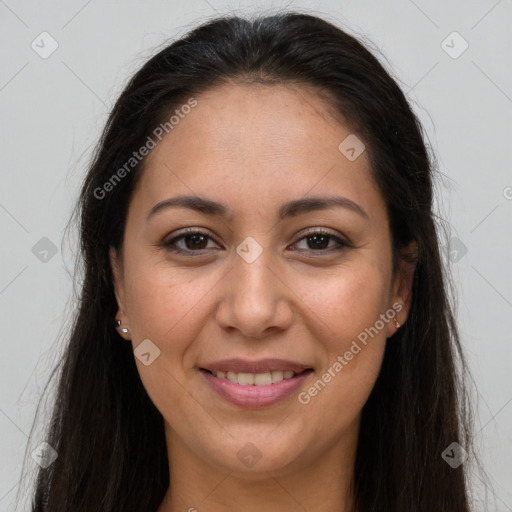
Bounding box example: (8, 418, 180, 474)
(200, 358, 312, 374)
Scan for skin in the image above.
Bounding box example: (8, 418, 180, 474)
(110, 82, 417, 512)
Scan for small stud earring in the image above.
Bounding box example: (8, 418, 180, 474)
(116, 319, 129, 334)
(393, 317, 401, 329)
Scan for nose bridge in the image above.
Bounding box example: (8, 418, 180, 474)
(233, 237, 279, 313)
(236, 248, 275, 299)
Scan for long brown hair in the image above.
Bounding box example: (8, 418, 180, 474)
(25, 12, 475, 511)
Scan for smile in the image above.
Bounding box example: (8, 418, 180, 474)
(199, 366, 314, 409)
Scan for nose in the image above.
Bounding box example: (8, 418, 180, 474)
(214, 246, 294, 339)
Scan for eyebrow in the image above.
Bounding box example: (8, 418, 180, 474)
(147, 194, 369, 221)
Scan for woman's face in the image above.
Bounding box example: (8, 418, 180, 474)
(111, 82, 415, 477)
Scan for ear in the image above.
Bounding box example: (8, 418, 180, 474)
(109, 247, 130, 338)
(388, 241, 418, 337)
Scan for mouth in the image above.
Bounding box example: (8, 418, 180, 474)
(198, 360, 314, 408)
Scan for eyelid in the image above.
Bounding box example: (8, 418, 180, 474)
(162, 227, 352, 253)
(295, 227, 351, 244)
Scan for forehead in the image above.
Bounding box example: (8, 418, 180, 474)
(132, 82, 384, 223)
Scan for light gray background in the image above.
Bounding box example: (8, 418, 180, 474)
(1, 0, 511, 510)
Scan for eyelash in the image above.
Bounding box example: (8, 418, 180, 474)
(162, 228, 351, 255)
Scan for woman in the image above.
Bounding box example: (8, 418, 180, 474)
(28, 12, 473, 511)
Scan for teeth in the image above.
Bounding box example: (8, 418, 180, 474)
(237, 372, 255, 386)
(211, 370, 299, 385)
(255, 372, 272, 385)
(271, 371, 284, 383)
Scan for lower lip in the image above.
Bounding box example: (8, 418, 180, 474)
(200, 369, 312, 409)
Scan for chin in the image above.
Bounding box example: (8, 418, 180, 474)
(198, 432, 309, 476)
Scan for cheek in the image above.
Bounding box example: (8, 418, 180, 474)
(122, 259, 223, 354)
(296, 261, 389, 409)
(299, 259, 390, 343)
(122, 263, 218, 416)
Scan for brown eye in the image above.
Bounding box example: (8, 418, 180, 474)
(181, 233, 209, 250)
(163, 230, 220, 253)
(292, 230, 350, 252)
